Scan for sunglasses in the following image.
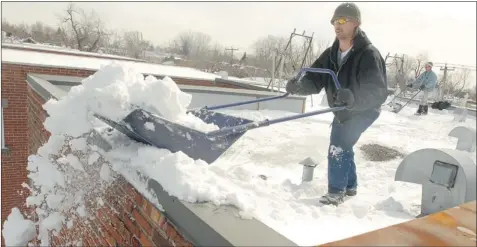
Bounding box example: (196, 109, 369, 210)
(331, 17, 351, 25)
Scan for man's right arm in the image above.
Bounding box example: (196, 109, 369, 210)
(289, 48, 330, 95)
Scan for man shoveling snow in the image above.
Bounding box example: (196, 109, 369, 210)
(406, 62, 438, 115)
(285, 2, 388, 206)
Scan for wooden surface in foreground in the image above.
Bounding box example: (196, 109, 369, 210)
(320, 200, 476, 246)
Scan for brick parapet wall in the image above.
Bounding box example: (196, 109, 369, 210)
(50, 176, 193, 247)
(1, 63, 96, 228)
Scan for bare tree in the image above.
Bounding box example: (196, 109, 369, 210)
(170, 30, 212, 59)
(60, 3, 108, 52)
(386, 54, 415, 90)
(313, 39, 331, 57)
(411, 52, 429, 78)
(442, 68, 471, 97)
(192, 31, 212, 59)
(251, 35, 288, 66)
(123, 31, 150, 59)
(468, 85, 476, 101)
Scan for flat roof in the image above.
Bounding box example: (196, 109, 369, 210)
(2, 42, 145, 62)
(1, 46, 220, 81)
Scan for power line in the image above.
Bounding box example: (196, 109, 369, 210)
(434, 63, 476, 71)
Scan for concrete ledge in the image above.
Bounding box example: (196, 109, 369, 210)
(147, 179, 297, 246)
(215, 78, 273, 92)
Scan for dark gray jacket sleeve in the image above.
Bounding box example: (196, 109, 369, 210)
(352, 49, 388, 111)
(292, 49, 329, 96)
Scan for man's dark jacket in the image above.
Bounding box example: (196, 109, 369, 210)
(295, 28, 388, 122)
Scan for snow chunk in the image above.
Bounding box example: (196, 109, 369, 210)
(2, 208, 37, 247)
(57, 153, 85, 171)
(87, 152, 100, 165)
(42, 62, 218, 136)
(144, 122, 155, 131)
(69, 137, 87, 151)
(100, 163, 113, 182)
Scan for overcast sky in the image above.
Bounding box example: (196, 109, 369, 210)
(2, 1, 476, 68)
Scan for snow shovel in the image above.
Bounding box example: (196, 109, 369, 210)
(383, 88, 406, 107)
(94, 68, 346, 164)
(392, 89, 422, 114)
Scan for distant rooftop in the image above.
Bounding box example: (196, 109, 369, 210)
(1, 43, 221, 81)
(2, 42, 145, 62)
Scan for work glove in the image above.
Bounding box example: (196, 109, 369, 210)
(285, 77, 302, 94)
(419, 84, 425, 90)
(407, 83, 413, 88)
(334, 88, 355, 110)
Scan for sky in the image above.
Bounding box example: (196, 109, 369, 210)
(1, 1, 476, 80)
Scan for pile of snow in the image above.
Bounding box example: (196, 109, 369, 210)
(2, 62, 223, 245)
(2, 208, 37, 246)
(43, 62, 219, 135)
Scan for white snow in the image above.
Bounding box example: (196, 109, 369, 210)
(3, 62, 476, 246)
(41, 62, 218, 135)
(2, 42, 144, 62)
(2, 47, 220, 81)
(144, 122, 155, 131)
(2, 208, 37, 247)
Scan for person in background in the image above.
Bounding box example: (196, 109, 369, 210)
(285, 2, 387, 205)
(407, 62, 438, 115)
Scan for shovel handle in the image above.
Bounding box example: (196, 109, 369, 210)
(206, 106, 346, 138)
(196, 68, 342, 111)
(202, 92, 290, 111)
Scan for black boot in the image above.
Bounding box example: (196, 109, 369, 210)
(319, 192, 345, 206)
(422, 105, 428, 115)
(415, 105, 423, 115)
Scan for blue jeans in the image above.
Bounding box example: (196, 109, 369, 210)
(327, 110, 380, 194)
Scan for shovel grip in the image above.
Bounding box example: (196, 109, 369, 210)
(295, 68, 341, 90)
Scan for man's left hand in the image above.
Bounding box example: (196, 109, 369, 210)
(334, 88, 355, 110)
(419, 84, 425, 90)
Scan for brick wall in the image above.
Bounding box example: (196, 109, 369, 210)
(1, 64, 96, 228)
(50, 176, 193, 247)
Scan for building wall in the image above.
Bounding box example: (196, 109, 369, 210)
(1, 62, 240, 245)
(50, 176, 193, 247)
(1, 64, 95, 228)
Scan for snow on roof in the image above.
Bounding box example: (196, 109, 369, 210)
(2, 42, 143, 62)
(1, 46, 220, 81)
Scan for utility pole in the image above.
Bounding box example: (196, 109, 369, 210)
(433, 62, 476, 101)
(225, 47, 239, 64)
(434, 63, 455, 100)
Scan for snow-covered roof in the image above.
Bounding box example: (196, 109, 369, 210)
(2, 42, 143, 62)
(1, 45, 220, 81)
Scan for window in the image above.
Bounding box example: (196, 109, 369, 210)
(1, 99, 7, 150)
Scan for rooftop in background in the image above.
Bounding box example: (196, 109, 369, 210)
(1, 42, 221, 81)
(2, 42, 145, 62)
